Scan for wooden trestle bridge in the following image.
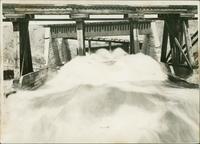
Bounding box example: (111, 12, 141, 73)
(2, 4, 198, 88)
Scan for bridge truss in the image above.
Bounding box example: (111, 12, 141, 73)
(2, 4, 198, 79)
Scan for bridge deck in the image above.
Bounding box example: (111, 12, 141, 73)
(3, 4, 197, 16)
(44, 21, 151, 38)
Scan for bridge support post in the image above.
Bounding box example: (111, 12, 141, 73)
(142, 30, 157, 59)
(160, 14, 194, 77)
(44, 27, 50, 66)
(88, 40, 91, 54)
(12, 18, 33, 76)
(160, 21, 169, 63)
(129, 20, 135, 54)
(134, 23, 140, 53)
(61, 38, 71, 63)
(76, 20, 85, 56)
(109, 41, 112, 52)
(12, 23, 20, 78)
(51, 38, 62, 67)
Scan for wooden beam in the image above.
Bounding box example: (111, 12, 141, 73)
(88, 40, 91, 54)
(4, 16, 198, 22)
(166, 17, 182, 65)
(166, 50, 171, 62)
(174, 38, 193, 71)
(13, 31, 19, 68)
(109, 42, 112, 52)
(183, 20, 195, 65)
(86, 36, 129, 44)
(124, 14, 128, 19)
(76, 20, 85, 56)
(181, 30, 198, 50)
(165, 18, 193, 72)
(169, 30, 176, 64)
(160, 21, 168, 62)
(172, 19, 182, 64)
(134, 28, 140, 53)
(85, 44, 126, 53)
(70, 13, 89, 19)
(18, 68, 48, 90)
(3, 4, 197, 15)
(191, 30, 198, 39)
(166, 31, 198, 63)
(178, 20, 184, 63)
(18, 19, 33, 76)
(49, 21, 151, 39)
(168, 63, 198, 69)
(44, 27, 50, 66)
(191, 36, 198, 47)
(129, 20, 135, 54)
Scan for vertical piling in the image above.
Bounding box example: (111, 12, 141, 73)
(134, 27, 140, 53)
(88, 40, 91, 54)
(109, 41, 112, 52)
(44, 27, 50, 66)
(18, 19, 33, 75)
(129, 20, 135, 54)
(161, 14, 193, 77)
(12, 22, 20, 78)
(160, 21, 168, 63)
(76, 20, 85, 56)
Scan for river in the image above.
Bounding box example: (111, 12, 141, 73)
(1, 48, 199, 143)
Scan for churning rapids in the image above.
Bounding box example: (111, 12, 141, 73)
(2, 48, 199, 143)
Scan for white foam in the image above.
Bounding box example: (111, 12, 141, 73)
(2, 48, 199, 143)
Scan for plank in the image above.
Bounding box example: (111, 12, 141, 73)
(19, 68, 48, 89)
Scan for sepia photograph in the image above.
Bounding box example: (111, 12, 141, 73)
(0, 0, 199, 143)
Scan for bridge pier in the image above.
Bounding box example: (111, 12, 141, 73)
(88, 40, 91, 54)
(44, 27, 50, 66)
(142, 28, 157, 59)
(129, 20, 135, 54)
(109, 42, 112, 52)
(160, 14, 196, 77)
(51, 38, 62, 67)
(160, 21, 168, 63)
(76, 20, 85, 56)
(12, 18, 33, 76)
(134, 27, 140, 53)
(61, 38, 71, 63)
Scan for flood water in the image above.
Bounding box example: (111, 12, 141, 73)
(2, 48, 199, 143)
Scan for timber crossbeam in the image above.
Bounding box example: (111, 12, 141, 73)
(3, 4, 197, 18)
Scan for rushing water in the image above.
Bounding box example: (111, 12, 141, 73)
(2, 48, 199, 143)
